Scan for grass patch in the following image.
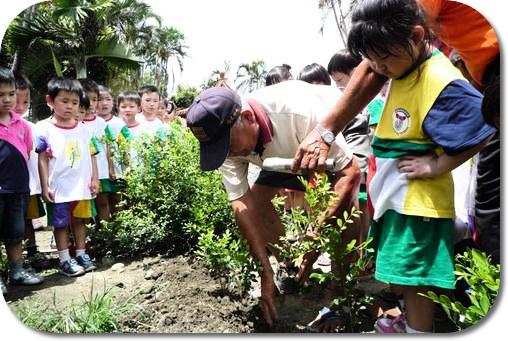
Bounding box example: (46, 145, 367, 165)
(13, 283, 146, 333)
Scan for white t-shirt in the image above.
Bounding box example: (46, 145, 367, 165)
(126, 120, 149, 139)
(35, 119, 98, 203)
(82, 116, 108, 180)
(220, 80, 353, 201)
(136, 114, 169, 137)
(23, 120, 41, 195)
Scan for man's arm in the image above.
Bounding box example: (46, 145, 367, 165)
(231, 192, 279, 326)
(292, 60, 387, 173)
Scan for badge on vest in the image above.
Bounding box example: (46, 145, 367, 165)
(392, 108, 410, 135)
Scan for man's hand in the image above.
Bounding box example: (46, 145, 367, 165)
(397, 154, 439, 179)
(291, 128, 330, 174)
(260, 270, 280, 327)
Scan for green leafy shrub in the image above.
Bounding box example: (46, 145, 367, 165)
(170, 85, 199, 109)
(422, 248, 500, 330)
(89, 121, 235, 257)
(274, 173, 372, 332)
(195, 229, 257, 296)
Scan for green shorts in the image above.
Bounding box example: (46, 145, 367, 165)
(99, 179, 123, 193)
(369, 210, 455, 289)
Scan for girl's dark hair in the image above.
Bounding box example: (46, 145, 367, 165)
(138, 85, 160, 99)
(78, 78, 100, 97)
(47, 77, 83, 100)
(80, 92, 90, 111)
(297, 63, 331, 85)
(117, 91, 141, 107)
(0, 67, 16, 86)
(327, 49, 362, 75)
(265, 64, 292, 86)
(347, 0, 433, 65)
(97, 84, 113, 97)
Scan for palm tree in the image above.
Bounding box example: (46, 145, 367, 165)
(5, 0, 141, 79)
(235, 60, 268, 94)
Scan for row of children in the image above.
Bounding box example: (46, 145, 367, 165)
(0, 66, 171, 295)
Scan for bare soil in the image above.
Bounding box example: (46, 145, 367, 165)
(3, 229, 456, 333)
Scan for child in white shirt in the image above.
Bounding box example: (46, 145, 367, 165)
(36, 77, 100, 277)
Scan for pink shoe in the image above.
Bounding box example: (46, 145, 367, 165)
(375, 315, 407, 333)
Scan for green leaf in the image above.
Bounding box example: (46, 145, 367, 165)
(51, 47, 63, 77)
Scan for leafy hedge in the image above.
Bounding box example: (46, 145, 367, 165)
(89, 120, 235, 257)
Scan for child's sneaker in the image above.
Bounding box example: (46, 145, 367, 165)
(59, 259, 85, 277)
(375, 315, 408, 333)
(76, 254, 96, 272)
(8, 267, 43, 286)
(1, 278, 7, 295)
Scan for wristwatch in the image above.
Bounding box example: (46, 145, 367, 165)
(315, 125, 336, 146)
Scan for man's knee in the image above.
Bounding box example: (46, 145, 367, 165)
(251, 184, 282, 205)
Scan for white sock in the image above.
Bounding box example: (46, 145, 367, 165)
(58, 249, 71, 263)
(75, 249, 86, 257)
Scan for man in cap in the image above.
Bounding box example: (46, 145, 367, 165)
(187, 80, 360, 328)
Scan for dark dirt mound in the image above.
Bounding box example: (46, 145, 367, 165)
(121, 256, 269, 333)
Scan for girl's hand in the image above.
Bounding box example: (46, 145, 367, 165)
(42, 188, 55, 203)
(109, 170, 116, 180)
(397, 154, 438, 179)
(90, 179, 100, 198)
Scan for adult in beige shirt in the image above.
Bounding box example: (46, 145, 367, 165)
(187, 81, 360, 328)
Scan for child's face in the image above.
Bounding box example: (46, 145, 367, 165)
(0, 83, 16, 115)
(14, 89, 30, 115)
(86, 91, 99, 114)
(47, 91, 80, 121)
(156, 103, 167, 119)
(141, 92, 159, 116)
(98, 91, 113, 116)
(331, 71, 352, 90)
(366, 44, 419, 79)
(118, 100, 140, 121)
(77, 106, 86, 120)
(364, 25, 426, 79)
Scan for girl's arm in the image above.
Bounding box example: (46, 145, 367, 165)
(397, 136, 493, 178)
(90, 155, 99, 197)
(38, 152, 54, 203)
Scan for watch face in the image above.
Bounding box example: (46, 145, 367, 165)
(324, 132, 334, 144)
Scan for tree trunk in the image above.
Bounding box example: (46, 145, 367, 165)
(75, 58, 87, 79)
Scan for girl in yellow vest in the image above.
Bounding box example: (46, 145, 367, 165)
(346, 0, 495, 333)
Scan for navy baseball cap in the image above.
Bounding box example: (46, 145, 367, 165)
(187, 87, 242, 171)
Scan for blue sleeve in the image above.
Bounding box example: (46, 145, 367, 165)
(423, 79, 495, 155)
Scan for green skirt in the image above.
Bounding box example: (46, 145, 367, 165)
(369, 210, 455, 289)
